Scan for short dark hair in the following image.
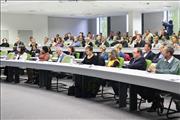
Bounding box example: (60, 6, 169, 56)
(68, 46, 75, 53)
(42, 46, 49, 53)
(85, 45, 93, 52)
(136, 34, 142, 38)
(19, 45, 26, 54)
(145, 42, 152, 49)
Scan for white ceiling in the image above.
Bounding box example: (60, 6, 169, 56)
(1, 1, 180, 18)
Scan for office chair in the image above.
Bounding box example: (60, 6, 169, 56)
(75, 52, 80, 59)
(157, 66, 180, 119)
(51, 55, 74, 92)
(98, 57, 124, 99)
(138, 59, 152, 111)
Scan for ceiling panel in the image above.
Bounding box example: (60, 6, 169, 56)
(1, 1, 180, 18)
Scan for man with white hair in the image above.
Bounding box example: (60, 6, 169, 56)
(56, 47, 66, 63)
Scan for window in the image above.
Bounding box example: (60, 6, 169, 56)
(96, 17, 108, 36)
(1, 30, 9, 41)
(18, 30, 33, 46)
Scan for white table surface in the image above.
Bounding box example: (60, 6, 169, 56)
(1, 59, 180, 94)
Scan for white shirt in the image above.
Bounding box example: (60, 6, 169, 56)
(164, 56, 174, 63)
(15, 53, 28, 60)
(152, 43, 161, 49)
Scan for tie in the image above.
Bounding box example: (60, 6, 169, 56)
(57, 55, 63, 62)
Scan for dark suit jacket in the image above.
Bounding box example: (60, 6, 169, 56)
(134, 40, 145, 47)
(124, 57, 146, 70)
(143, 51, 155, 61)
(14, 41, 24, 47)
(152, 52, 162, 63)
(99, 41, 109, 47)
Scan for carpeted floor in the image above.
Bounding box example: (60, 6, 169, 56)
(1, 78, 179, 120)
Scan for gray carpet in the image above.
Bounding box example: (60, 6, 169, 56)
(1, 80, 179, 120)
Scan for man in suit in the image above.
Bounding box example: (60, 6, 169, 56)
(56, 47, 66, 63)
(120, 48, 146, 105)
(123, 48, 163, 112)
(143, 42, 155, 61)
(134, 34, 145, 47)
(124, 48, 146, 70)
(153, 43, 166, 63)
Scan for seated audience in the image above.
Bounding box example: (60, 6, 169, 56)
(29, 38, 38, 48)
(147, 45, 180, 112)
(159, 28, 169, 40)
(14, 37, 24, 47)
(28, 36, 34, 47)
(152, 36, 161, 48)
(114, 44, 125, 58)
(143, 30, 153, 43)
(107, 50, 120, 95)
(152, 43, 166, 63)
(11, 46, 19, 55)
(52, 38, 57, 47)
(38, 46, 50, 61)
(29, 42, 40, 57)
(87, 32, 93, 40)
(0, 38, 9, 47)
(71, 36, 81, 47)
(15, 45, 28, 60)
(84, 37, 93, 47)
(67, 46, 75, 57)
(95, 35, 102, 47)
(78, 32, 85, 41)
(55, 37, 64, 47)
(56, 47, 66, 62)
(107, 31, 115, 41)
(64, 33, 71, 41)
(128, 36, 134, 47)
(6, 45, 28, 83)
(132, 30, 138, 41)
(99, 36, 109, 47)
(115, 31, 122, 40)
(123, 48, 146, 70)
(43, 37, 51, 46)
(99, 45, 108, 61)
(133, 34, 145, 47)
(171, 35, 180, 49)
(123, 48, 164, 113)
(76, 46, 105, 98)
(26, 44, 40, 84)
(143, 42, 155, 61)
(120, 38, 128, 48)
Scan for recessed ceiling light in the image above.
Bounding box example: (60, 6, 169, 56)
(86, 13, 92, 16)
(28, 10, 37, 13)
(164, 6, 172, 8)
(146, 2, 150, 5)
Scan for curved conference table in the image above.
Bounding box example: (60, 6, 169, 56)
(1, 59, 180, 111)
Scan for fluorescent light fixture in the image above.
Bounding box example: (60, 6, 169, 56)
(96, 17, 100, 35)
(126, 14, 129, 33)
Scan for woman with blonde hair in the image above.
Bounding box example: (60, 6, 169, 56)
(114, 44, 125, 58)
(107, 50, 120, 95)
(99, 45, 108, 61)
